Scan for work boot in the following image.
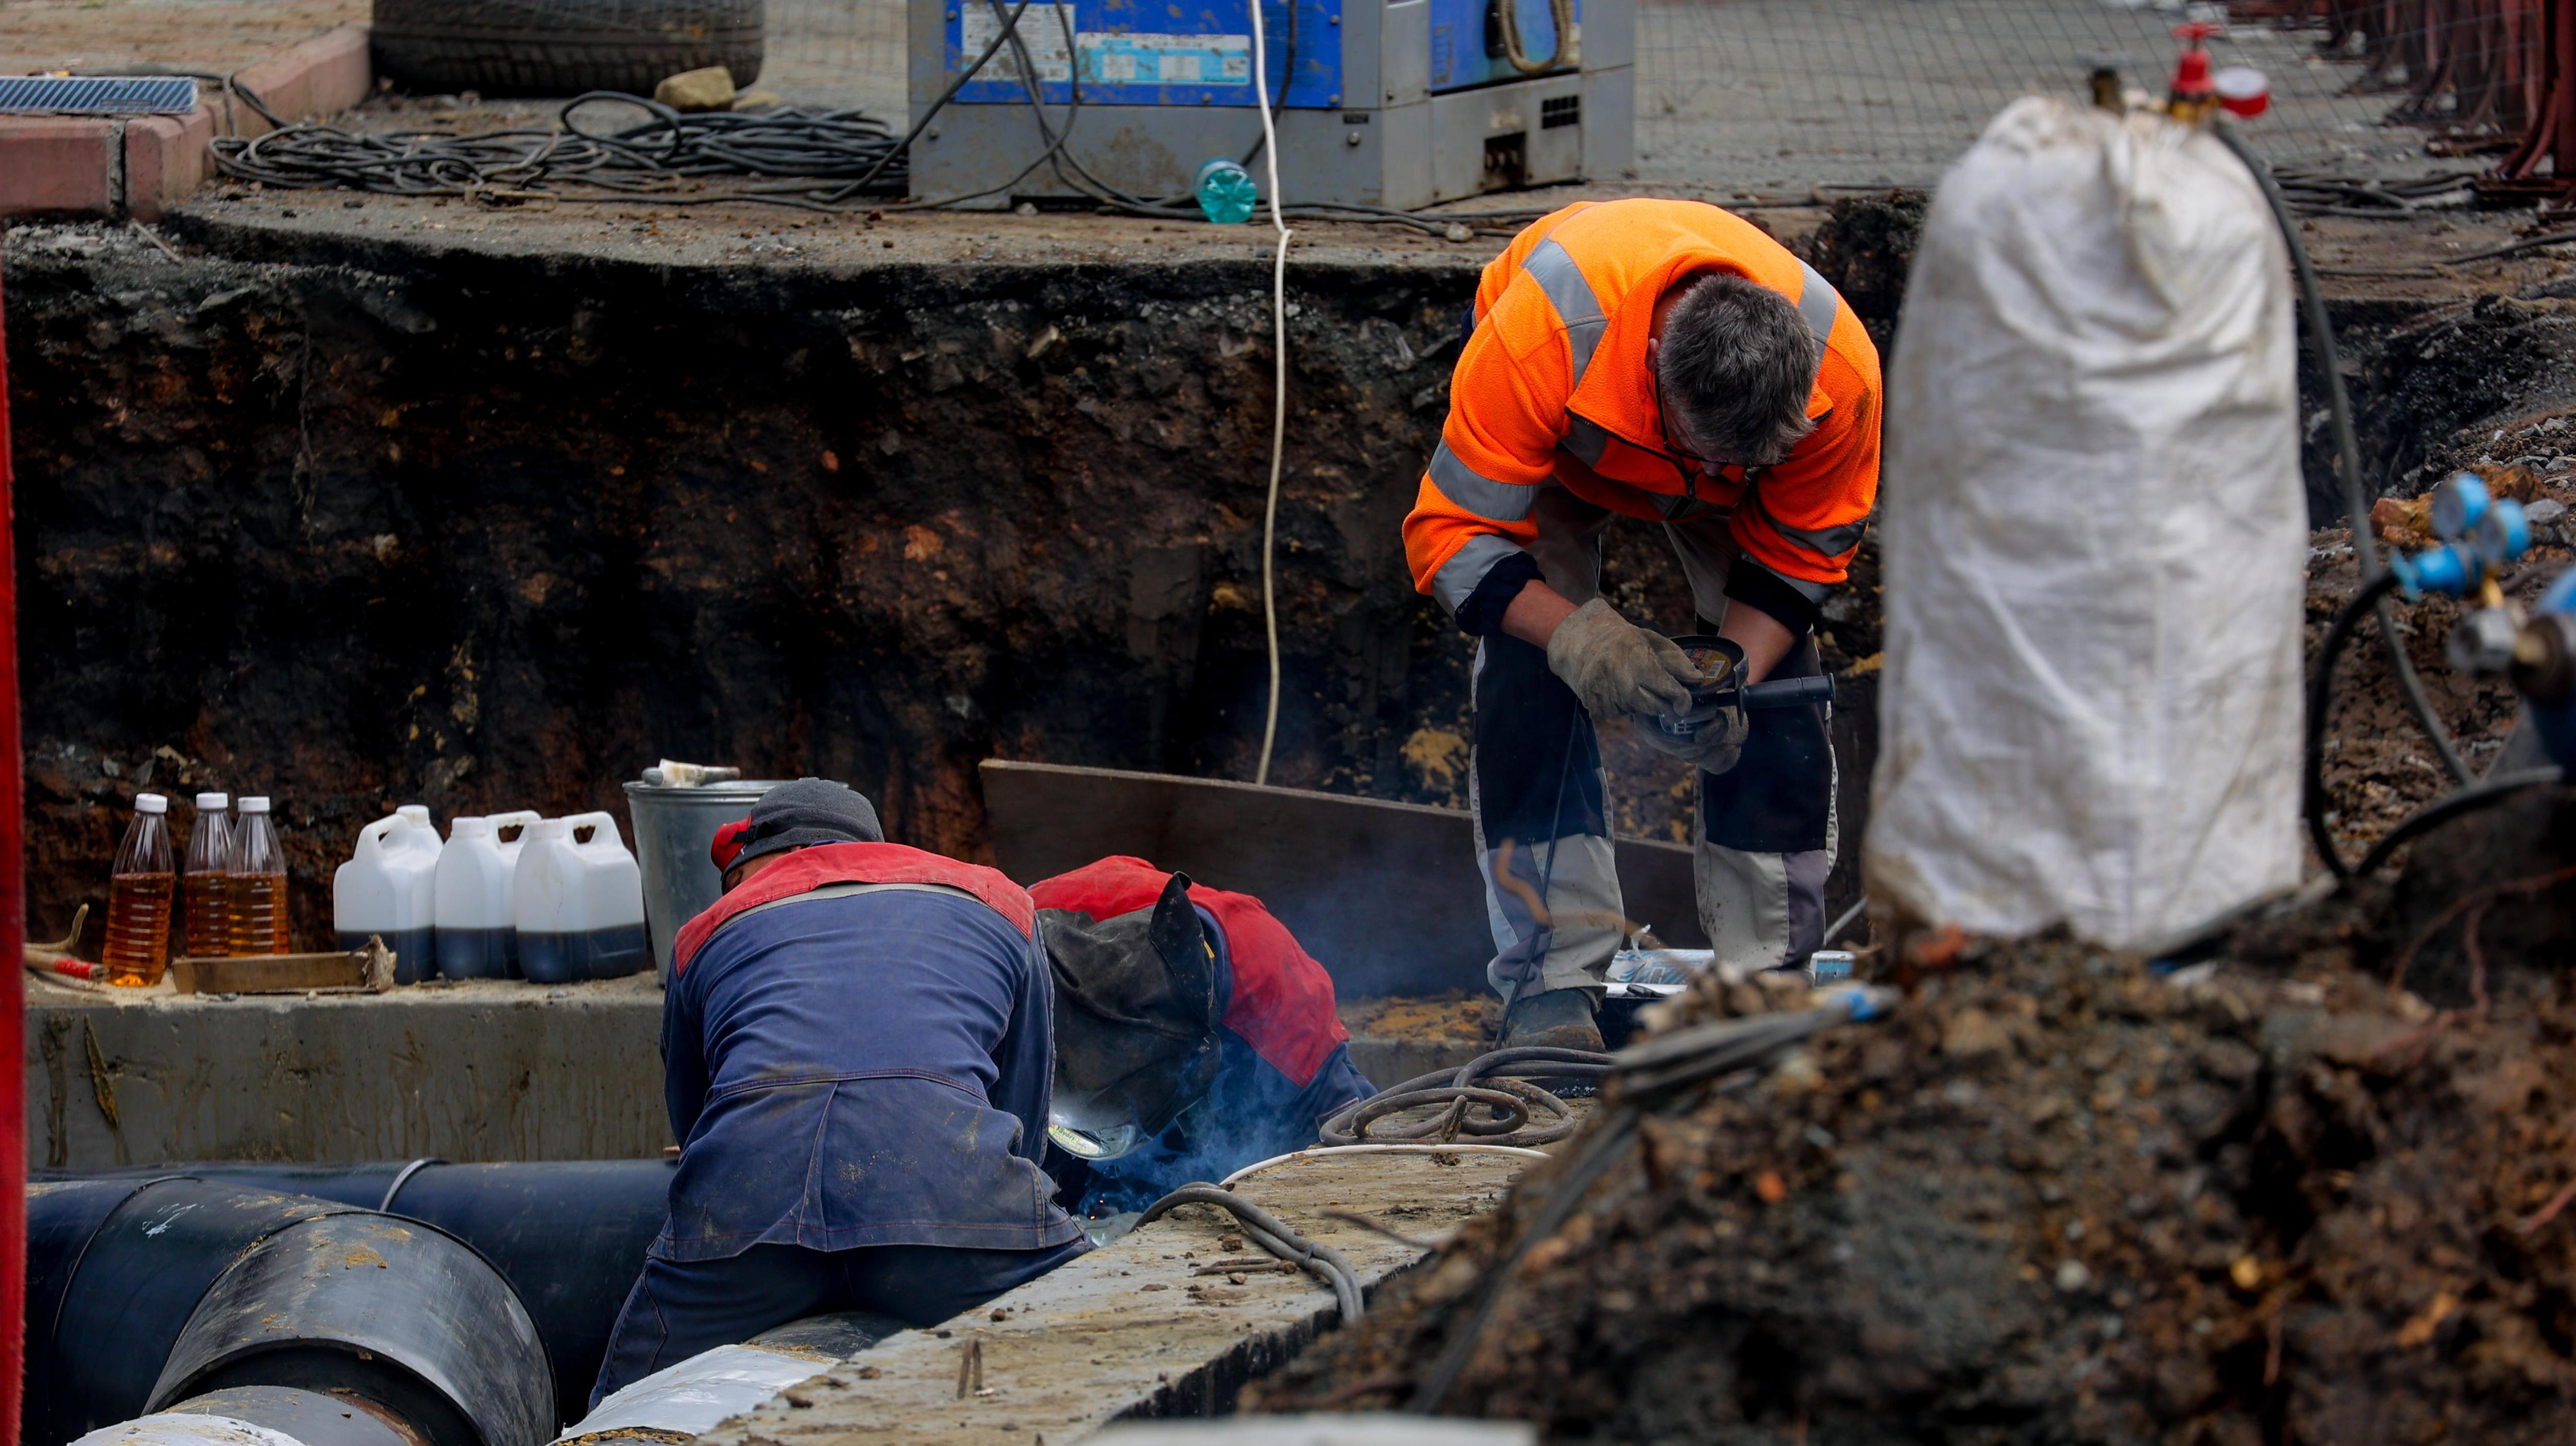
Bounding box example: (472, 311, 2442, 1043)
(1499, 987, 1604, 1052)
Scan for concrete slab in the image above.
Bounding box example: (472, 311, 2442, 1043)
(694, 1147, 1531, 1444)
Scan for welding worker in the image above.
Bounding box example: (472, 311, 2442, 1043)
(590, 779, 1088, 1405)
(1028, 856, 1376, 1214)
(1406, 198, 1882, 1051)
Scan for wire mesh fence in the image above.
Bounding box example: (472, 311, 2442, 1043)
(1636, 0, 2448, 188)
(760, 0, 2530, 193)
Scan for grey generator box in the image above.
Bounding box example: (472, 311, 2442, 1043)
(905, 0, 1633, 209)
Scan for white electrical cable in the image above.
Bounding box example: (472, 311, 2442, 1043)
(1249, 0, 1294, 787)
(1218, 1142, 1554, 1189)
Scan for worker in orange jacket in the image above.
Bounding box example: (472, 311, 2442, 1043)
(1404, 198, 1881, 1050)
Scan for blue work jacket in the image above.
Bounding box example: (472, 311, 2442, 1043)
(655, 886, 1088, 1262)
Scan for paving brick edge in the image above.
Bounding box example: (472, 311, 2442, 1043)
(0, 22, 370, 222)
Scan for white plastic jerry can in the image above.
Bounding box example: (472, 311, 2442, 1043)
(514, 811, 650, 984)
(335, 811, 444, 983)
(433, 810, 543, 980)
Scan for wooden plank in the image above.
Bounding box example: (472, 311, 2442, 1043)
(168, 941, 394, 995)
(978, 761, 1703, 1000)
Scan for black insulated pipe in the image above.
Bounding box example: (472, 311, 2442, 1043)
(24, 1178, 554, 1446)
(145, 1386, 432, 1446)
(37, 1161, 675, 1429)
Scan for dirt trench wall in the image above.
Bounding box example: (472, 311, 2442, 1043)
(5, 200, 1936, 950)
(4, 224, 1498, 944)
(2335, 286, 2576, 498)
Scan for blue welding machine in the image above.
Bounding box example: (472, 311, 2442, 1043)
(904, 0, 1632, 207)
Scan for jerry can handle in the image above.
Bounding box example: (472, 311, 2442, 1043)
(561, 810, 623, 848)
(488, 809, 543, 840)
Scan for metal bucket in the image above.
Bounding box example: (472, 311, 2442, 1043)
(621, 773, 785, 982)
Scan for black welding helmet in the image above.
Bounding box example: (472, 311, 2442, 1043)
(1038, 871, 1220, 1162)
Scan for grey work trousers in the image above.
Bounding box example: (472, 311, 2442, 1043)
(1470, 486, 1838, 1000)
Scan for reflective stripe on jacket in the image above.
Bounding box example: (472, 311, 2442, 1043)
(672, 841, 1036, 973)
(1404, 198, 1884, 615)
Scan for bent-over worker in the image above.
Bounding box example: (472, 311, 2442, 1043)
(1405, 197, 1883, 1051)
(1029, 856, 1376, 1213)
(591, 779, 1087, 1405)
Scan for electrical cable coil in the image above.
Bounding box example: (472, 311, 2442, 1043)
(212, 94, 908, 200)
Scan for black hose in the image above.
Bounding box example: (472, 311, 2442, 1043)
(1133, 1183, 1365, 1322)
(1326, 1076, 1578, 1146)
(2215, 120, 2473, 789)
(2351, 765, 2569, 876)
(2304, 569, 2404, 879)
(1321, 1045, 1613, 1147)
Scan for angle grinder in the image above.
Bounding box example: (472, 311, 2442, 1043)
(1649, 633, 1839, 754)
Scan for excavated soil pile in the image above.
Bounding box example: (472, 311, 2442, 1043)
(1256, 850, 2576, 1441)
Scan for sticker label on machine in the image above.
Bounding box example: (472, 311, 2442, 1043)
(961, 3, 1075, 83)
(947, 0, 1332, 105)
(1077, 31, 1250, 86)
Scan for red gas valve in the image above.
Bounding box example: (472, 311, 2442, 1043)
(2169, 20, 2219, 104)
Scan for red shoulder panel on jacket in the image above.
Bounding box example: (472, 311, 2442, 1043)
(673, 842, 1036, 974)
(1031, 856, 1349, 1087)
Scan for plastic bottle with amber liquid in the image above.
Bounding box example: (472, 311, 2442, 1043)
(103, 792, 176, 985)
(181, 792, 234, 959)
(227, 796, 290, 956)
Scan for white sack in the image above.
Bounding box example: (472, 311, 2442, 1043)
(1862, 97, 2307, 948)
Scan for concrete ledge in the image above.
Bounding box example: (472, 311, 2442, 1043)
(0, 21, 371, 221)
(23, 973, 1475, 1168)
(25, 974, 670, 1166)
(695, 1149, 1532, 1444)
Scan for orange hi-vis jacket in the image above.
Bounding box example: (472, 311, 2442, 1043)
(1404, 198, 1883, 621)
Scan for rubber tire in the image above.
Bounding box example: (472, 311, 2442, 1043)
(371, 0, 766, 99)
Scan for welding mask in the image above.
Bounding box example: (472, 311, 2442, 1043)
(1038, 872, 1220, 1162)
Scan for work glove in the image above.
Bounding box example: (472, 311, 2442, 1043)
(1640, 636, 1749, 776)
(1546, 598, 1703, 722)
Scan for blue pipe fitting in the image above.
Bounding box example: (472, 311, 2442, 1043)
(2524, 569, 2576, 772)
(2391, 496, 2532, 600)
(2431, 471, 2490, 540)
(2478, 497, 2532, 562)
(2392, 543, 2474, 600)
